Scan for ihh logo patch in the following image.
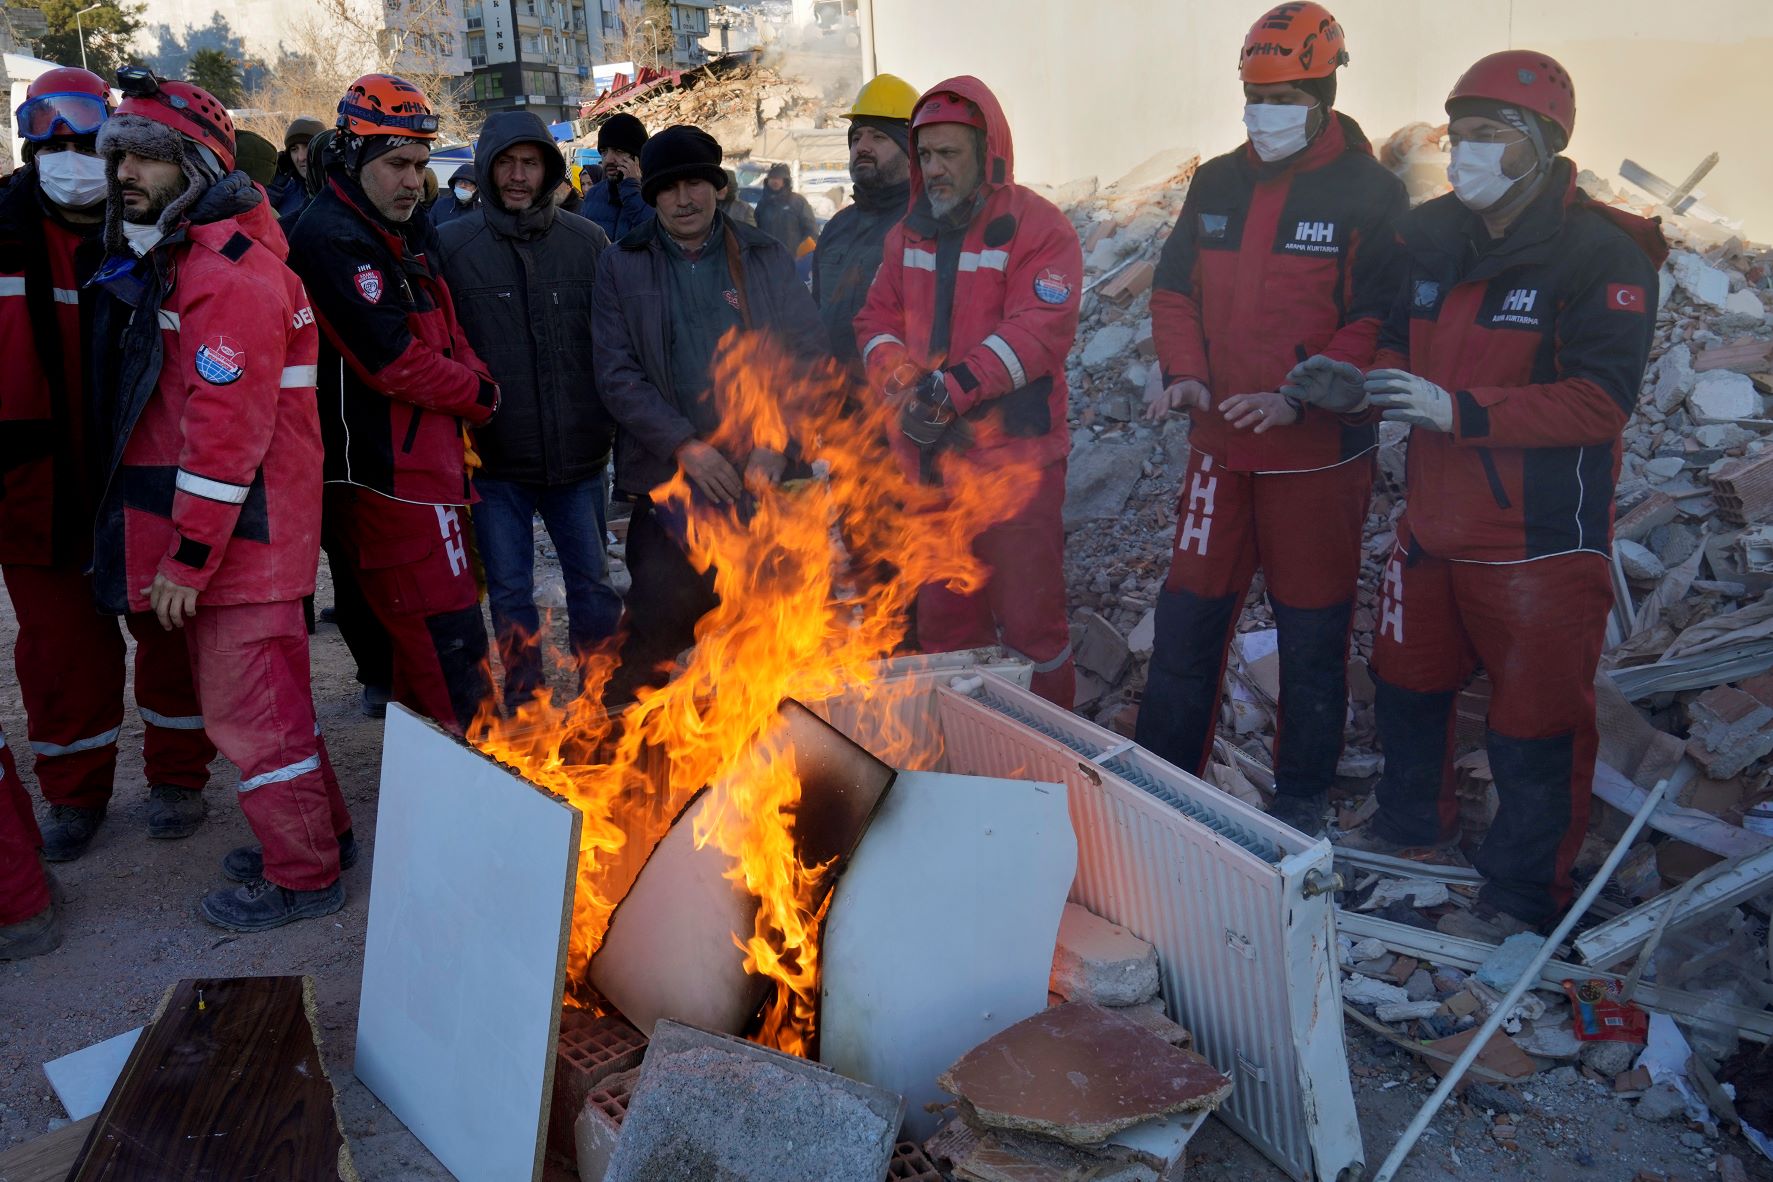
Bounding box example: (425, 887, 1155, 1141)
(194, 335, 246, 385)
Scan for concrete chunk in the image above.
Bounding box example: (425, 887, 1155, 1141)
(1050, 903, 1160, 1006)
(604, 1020, 903, 1182)
(1688, 370, 1760, 423)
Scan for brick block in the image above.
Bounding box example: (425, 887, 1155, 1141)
(550, 1010, 647, 1164)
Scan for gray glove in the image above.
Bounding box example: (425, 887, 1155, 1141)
(1365, 368, 1454, 432)
(1280, 354, 1369, 413)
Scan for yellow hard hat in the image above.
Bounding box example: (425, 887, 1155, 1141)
(846, 73, 920, 123)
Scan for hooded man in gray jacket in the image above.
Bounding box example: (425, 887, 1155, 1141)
(437, 110, 622, 710)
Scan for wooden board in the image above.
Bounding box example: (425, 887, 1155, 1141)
(354, 704, 581, 1182)
(819, 770, 1076, 1140)
(67, 976, 351, 1181)
(0, 1116, 94, 1182)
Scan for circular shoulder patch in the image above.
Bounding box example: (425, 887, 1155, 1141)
(1033, 269, 1072, 306)
(194, 335, 247, 385)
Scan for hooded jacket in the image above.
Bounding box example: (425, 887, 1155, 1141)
(437, 111, 614, 486)
(1375, 161, 1665, 564)
(854, 76, 1083, 479)
(431, 163, 479, 229)
(285, 168, 499, 507)
(88, 174, 322, 613)
(1151, 112, 1408, 473)
(755, 171, 818, 251)
(592, 213, 828, 499)
(582, 173, 651, 241)
(268, 151, 311, 222)
(0, 167, 106, 568)
(813, 175, 910, 378)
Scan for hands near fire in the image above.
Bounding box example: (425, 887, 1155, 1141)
(1365, 369, 1454, 433)
(1142, 378, 1210, 422)
(1220, 391, 1303, 434)
(744, 446, 787, 493)
(676, 438, 745, 505)
(145, 574, 199, 631)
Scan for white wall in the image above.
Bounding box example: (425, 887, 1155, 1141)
(870, 0, 1773, 235)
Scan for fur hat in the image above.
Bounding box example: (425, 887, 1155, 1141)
(96, 110, 227, 253)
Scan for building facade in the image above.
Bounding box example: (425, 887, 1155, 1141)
(463, 0, 595, 125)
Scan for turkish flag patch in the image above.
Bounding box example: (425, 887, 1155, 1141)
(1607, 283, 1646, 313)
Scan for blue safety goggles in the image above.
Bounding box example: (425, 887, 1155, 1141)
(16, 92, 109, 142)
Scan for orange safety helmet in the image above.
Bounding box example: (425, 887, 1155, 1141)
(1446, 50, 1575, 145)
(1239, 2, 1349, 84)
(336, 74, 439, 139)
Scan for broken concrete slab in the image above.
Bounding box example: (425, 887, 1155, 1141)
(937, 1003, 1231, 1148)
(1476, 931, 1547, 991)
(1342, 975, 1411, 1009)
(1074, 612, 1133, 684)
(1686, 685, 1773, 779)
(1103, 1000, 1192, 1048)
(1049, 904, 1160, 1007)
(1647, 343, 1696, 413)
(1063, 442, 1146, 531)
(951, 1127, 1160, 1182)
(1615, 539, 1666, 582)
(1688, 370, 1760, 423)
(1081, 324, 1138, 369)
(605, 1020, 903, 1182)
(1375, 1000, 1442, 1023)
(1669, 251, 1731, 308)
(1126, 609, 1156, 655)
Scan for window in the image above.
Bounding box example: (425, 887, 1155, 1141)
(473, 73, 505, 100)
(467, 31, 485, 55)
(529, 69, 554, 94)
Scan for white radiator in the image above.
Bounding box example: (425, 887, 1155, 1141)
(818, 671, 1360, 1182)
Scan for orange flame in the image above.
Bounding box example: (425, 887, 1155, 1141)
(470, 329, 1038, 1053)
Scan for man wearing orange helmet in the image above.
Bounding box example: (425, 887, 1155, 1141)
(1138, 4, 1406, 834)
(1340, 53, 1665, 939)
(286, 74, 500, 735)
(2, 66, 217, 867)
(89, 68, 353, 931)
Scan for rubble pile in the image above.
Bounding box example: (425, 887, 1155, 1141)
(591, 63, 843, 160)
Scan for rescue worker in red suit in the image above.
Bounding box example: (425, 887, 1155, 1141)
(89, 70, 354, 931)
(1136, 4, 1407, 835)
(1308, 53, 1664, 939)
(285, 75, 499, 733)
(1, 68, 216, 864)
(0, 722, 60, 959)
(853, 77, 1082, 706)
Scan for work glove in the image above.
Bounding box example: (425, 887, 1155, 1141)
(1365, 369, 1454, 433)
(1281, 355, 1369, 413)
(900, 370, 958, 449)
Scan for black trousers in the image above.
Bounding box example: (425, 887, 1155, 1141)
(608, 500, 718, 703)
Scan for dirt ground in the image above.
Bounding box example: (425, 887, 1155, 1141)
(0, 564, 1766, 1181)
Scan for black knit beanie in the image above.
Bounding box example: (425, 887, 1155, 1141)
(847, 114, 910, 159)
(598, 112, 648, 158)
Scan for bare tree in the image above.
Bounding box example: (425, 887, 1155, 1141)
(601, 0, 673, 73)
(242, 0, 479, 147)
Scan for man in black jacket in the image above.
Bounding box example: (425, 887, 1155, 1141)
(438, 111, 621, 709)
(431, 162, 479, 228)
(591, 124, 828, 699)
(813, 74, 916, 378)
(268, 116, 324, 221)
(755, 161, 817, 251)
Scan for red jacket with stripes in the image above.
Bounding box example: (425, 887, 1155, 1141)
(853, 75, 1082, 478)
(1150, 113, 1408, 474)
(91, 181, 323, 611)
(1376, 163, 1665, 564)
(0, 170, 105, 567)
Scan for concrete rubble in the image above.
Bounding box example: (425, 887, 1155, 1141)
(1048, 903, 1161, 1007)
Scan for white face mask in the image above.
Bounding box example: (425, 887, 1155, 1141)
(453, 184, 475, 203)
(122, 220, 165, 257)
(1447, 140, 1528, 211)
(1243, 103, 1314, 163)
(36, 150, 108, 209)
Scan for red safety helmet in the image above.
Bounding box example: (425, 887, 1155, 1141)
(1239, 2, 1349, 85)
(1446, 50, 1576, 144)
(912, 89, 985, 132)
(114, 68, 237, 170)
(15, 66, 112, 143)
(336, 74, 439, 139)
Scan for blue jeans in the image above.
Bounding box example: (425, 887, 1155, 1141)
(472, 473, 623, 708)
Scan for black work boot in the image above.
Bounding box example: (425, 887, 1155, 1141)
(0, 900, 62, 961)
(1269, 791, 1329, 838)
(360, 684, 390, 720)
(221, 829, 359, 884)
(40, 805, 106, 862)
(199, 877, 345, 932)
(145, 785, 206, 839)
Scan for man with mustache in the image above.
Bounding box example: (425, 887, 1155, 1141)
(591, 124, 827, 699)
(853, 78, 1083, 707)
(813, 73, 917, 379)
(87, 70, 351, 931)
(437, 111, 622, 710)
(286, 74, 500, 735)
(1, 67, 216, 865)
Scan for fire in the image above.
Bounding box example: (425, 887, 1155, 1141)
(470, 329, 1037, 1054)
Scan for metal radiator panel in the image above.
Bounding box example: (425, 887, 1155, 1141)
(932, 678, 1361, 1182)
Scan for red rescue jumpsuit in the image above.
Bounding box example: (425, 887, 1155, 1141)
(854, 76, 1082, 706)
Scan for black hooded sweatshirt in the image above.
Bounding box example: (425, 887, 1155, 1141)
(435, 111, 613, 484)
